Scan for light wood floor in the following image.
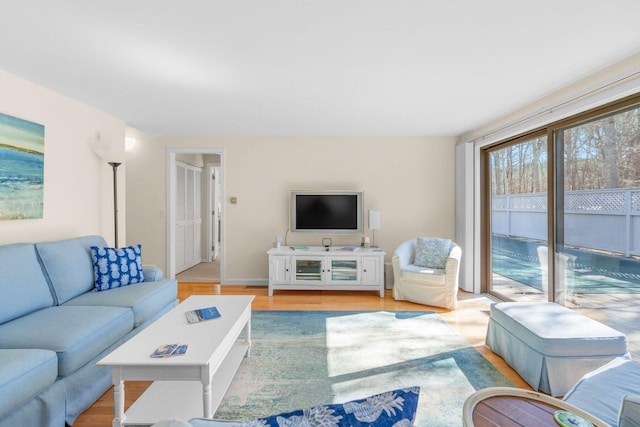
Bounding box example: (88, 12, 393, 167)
(74, 284, 528, 427)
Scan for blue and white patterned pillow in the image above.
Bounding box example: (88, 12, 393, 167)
(90, 245, 145, 291)
(188, 387, 420, 427)
(414, 237, 451, 269)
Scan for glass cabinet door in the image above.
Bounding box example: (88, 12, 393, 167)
(293, 258, 323, 283)
(328, 258, 360, 283)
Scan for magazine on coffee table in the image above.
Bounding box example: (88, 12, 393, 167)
(150, 343, 188, 358)
(185, 306, 221, 324)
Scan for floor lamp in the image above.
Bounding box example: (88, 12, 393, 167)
(92, 132, 126, 248)
(108, 162, 121, 248)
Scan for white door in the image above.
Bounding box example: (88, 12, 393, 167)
(175, 161, 203, 273)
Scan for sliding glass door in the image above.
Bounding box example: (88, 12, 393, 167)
(482, 95, 640, 311)
(485, 134, 550, 301)
(555, 105, 640, 310)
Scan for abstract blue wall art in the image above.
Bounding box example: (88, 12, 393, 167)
(0, 112, 45, 220)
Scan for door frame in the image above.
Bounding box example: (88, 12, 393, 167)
(166, 147, 225, 280)
(206, 161, 221, 262)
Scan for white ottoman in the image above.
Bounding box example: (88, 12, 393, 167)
(485, 302, 629, 397)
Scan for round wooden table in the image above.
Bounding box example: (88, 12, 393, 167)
(462, 387, 610, 427)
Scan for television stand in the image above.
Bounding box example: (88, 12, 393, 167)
(267, 246, 385, 297)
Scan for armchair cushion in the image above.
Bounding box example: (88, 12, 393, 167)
(414, 238, 451, 269)
(401, 266, 446, 285)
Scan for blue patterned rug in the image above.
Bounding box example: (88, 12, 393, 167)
(214, 311, 512, 426)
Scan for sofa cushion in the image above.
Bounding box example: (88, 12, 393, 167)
(414, 237, 451, 269)
(0, 349, 58, 420)
(0, 379, 65, 427)
(64, 279, 178, 327)
(0, 306, 133, 377)
(91, 244, 145, 291)
(564, 357, 640, 427)
(188, 387, 421, 427)
(35, 235, 107, 304)
(0, 243, 54, 324)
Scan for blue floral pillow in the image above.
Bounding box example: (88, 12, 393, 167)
(188, 387, 420, 427)
(414, 237, 451, 269)
(90, 245, 145, 291)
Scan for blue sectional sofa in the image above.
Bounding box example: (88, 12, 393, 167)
(0, 235, 179, 427)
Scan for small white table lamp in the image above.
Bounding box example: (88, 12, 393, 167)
(368, 209, 380, 248)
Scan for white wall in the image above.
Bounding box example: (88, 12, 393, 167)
(0, 69, 127, 245)
(125, 136, 457, 282)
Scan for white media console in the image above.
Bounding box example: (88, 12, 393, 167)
(267, 246, 385, 297)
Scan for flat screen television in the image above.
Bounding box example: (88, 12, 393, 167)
(290, 191, 363, 234)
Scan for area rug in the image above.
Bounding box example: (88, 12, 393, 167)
(214, 310, 512, 426)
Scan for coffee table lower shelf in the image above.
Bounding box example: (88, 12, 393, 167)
(122, 343, 249, 426)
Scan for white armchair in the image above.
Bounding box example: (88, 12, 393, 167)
(392, 238, 462, 309)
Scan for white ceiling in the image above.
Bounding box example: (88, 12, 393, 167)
(1, 1, 639, 137)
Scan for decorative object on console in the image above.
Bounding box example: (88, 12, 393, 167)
(289, 245, 310, 251)
(368, 209, 380, 247)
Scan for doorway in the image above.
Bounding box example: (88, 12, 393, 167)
(167, 148, 224, 282)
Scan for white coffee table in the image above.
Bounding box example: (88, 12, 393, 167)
(98, 295, 254, 427)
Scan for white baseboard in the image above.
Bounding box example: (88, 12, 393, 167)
(220, 279, 268, 286)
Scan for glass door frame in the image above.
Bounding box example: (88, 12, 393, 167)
(480, 129, 555, 301)
(480, 93, 640, 303)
